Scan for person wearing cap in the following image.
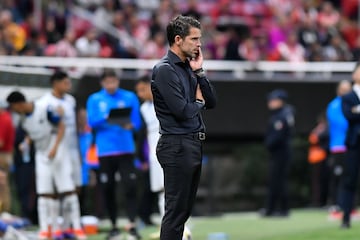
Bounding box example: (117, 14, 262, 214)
(262, 89, 295, 217)
(0, 100, 15, 213)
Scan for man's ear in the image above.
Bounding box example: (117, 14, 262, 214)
(174, 35, 182, 46)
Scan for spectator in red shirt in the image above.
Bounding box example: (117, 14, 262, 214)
(0, 100, 15, 212)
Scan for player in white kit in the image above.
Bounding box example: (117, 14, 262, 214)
(135, 76, 165, 235)
(38, 71, 86, 239)
(6, 91, 75, 240)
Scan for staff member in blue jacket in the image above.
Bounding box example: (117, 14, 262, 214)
(86, 69, 141, 239)
(340, 63, 360, 229)
(326, 80, 351, 211)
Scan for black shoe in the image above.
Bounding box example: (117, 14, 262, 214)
(259, 208, 273, 217)
(106, 228, 121, 240)
(340, 222, 351, 229)
(129, 227, 142, 240)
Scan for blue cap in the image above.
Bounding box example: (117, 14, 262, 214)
(267, 89, 288, 101)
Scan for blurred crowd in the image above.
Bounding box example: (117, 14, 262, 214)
(0, 0, 359, 62)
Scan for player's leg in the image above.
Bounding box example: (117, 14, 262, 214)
(98, 155, 118, 228)
(62, 148, 83, 234)
(149, 154, 165, 218)
(118, 154, 140, 239)
(35, 152, 56, 239)
(53, 150, 86, 239)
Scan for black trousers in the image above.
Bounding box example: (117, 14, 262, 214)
(98, 154, 138, 227)
(266, 148, 290, 214)
(340, 142, 360, 224)
(328, 152, 345, 206)
(156, 135, 202, 240)
(14, 163, 37, 223)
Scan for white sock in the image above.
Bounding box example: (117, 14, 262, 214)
(63, 194, 82, 229)
(37, 197, 50, 232)
(49, 198, 60, 232)
(61, 197, 71, 230)
(158, 191, 165, 219)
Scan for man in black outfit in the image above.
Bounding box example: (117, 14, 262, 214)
(340, 63, 360, 228)
(151, 15, 216, 240)
(263, 89, 295, 217)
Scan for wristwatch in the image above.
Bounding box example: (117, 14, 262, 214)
(195, 99, 205, 109)
(193, 68, 206, 78)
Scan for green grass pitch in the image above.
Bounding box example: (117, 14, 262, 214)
(86, 209, 360, 240)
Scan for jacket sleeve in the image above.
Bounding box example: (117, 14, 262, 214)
(86, 95, 107, 129)
(197, 76, 217, 109)
(131, 94, 142, 131)
(342, 94, 360, 122)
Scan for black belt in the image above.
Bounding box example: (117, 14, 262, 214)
(162, 132, 206, 141)
(188, 132, 206, 141)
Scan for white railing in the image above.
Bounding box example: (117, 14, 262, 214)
(0, 56, 356, 79)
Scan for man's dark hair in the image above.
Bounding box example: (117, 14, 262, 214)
(6, 91, 26, 104)
(166, 15, 201, 46)
(101, 69, 117, 81)
(136, 75, 151, 85)
(50, 71, 68, 85)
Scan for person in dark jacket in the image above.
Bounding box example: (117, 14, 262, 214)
(262, 89, 295, 217)
(340, 63, 360, 228)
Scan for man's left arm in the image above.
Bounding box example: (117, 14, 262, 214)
(190, 48, 216, 109)
(197, 75, 217, 109)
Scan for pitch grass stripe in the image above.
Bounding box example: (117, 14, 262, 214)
(87, 209, 360, 240)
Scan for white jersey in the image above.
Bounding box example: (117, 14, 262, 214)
(22, 100, 74, 194)
(141, 101, 160, 159)
(22, 100, 59, 153)
(140, 101, 164, 192)
(39, 92, 82, 186)
(39, 92, 78, 149)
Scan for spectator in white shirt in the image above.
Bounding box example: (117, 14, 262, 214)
(75, 28, 101, 57)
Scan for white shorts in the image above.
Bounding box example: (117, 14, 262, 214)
(149, 153, 164, 192)
(35, 146, 75, 195)
(69, 148, 82, 187)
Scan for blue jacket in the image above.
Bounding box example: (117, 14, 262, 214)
(342, 91, 360, 148)
(86, 88, 141, 156)
(326, 96, 348, 152)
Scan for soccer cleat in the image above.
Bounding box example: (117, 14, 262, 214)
(52, 230, 64, 240)
(38, 230, 50, 240)
(62, 228, 75, 239)
(73, 228, 87, 240)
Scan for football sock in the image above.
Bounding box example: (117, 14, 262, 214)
(63, 193, 82, 229)
(38, 197, 50, 232)
(49, 198, 60, 232)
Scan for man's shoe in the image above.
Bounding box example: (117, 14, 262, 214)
(341, 221, 351, 229)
